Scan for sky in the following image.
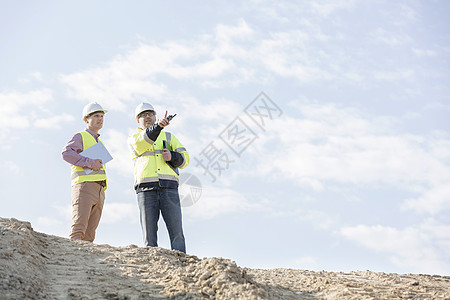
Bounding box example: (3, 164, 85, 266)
(1, 0, 449, 276)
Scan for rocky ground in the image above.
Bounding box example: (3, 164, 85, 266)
(1, 217, 449, 299)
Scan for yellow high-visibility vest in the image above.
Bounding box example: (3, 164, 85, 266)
(129, 128, 189, 187)
(71, 131, 107, 189)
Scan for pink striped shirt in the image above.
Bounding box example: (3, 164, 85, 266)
(62, 129, 100, 169)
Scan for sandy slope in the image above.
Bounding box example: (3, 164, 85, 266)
(1, 217, 449, 299)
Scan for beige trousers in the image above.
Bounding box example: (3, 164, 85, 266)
(70, 181, 105, 242)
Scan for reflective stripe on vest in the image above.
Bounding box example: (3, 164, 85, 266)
(71, 131, 107, 188)
(71, 170, 106, 180)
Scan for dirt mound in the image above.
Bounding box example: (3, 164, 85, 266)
(1, 217, 449, 299)
(0, 218, 47, 299)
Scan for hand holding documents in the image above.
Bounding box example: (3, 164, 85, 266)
(80, 142, 113, 174)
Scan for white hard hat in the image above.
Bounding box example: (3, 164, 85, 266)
(82, 102, 107, 118)
(135, 102, 155, 118)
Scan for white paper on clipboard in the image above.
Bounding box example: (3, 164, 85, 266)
(80, 142, 113, 175)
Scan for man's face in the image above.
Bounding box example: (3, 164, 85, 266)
(84, 112, 104, 132)
(137, 110, 156, 129)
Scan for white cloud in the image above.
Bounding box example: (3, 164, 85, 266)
(311, 0, 357, 17)
(58, 7, 434, 110)
(36, 216, 63, 228)
(299, 210, 338, 230)
(33, 216, 70, 238)
(184, 185, 264, 221)
(18, 72, 44, 83)
(256, 31, 332, 82)
(233, 101, 450, 216)
(1, 161, 20, 174)
(178, 96, 448, 222)
(374, 69, 414, 81)
(34, 113, 75, 129)
(102, 129, 134, 176)
(214, 18, 254, 43)
(265, 207, 338, 231)
(243, 0, 356, 23)
(101, 202, 138, 224)
(0, 88, 53, 111)
(0, 88, 53, 128)
(372, 27, 412, 46)
(29, 72, 44, 81)
(412, 48, 437, 57)
(60, 19, 371, 109)
(403, 184, 450, 215)
(60, 53, 168, 111)
(392, 3, 418, 26)
(54, 204, 72, 219)
(340, 222, 450, 275)
(31, 205, 72, 238)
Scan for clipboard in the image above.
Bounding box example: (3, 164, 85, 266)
(80, 142, 113, 174)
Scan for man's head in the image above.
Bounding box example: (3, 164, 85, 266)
(135, 102, 156, 129)
(82, 102, 107, 133)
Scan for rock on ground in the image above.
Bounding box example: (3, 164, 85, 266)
(1, 217, 449, 299)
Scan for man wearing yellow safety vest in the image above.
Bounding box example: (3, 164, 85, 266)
(128, 103, 189, 253)
(62, 102, 108, 242)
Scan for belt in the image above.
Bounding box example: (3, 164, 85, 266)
(93, 180, 106, 187)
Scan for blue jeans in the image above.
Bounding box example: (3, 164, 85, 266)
(137, 188, 186, 253)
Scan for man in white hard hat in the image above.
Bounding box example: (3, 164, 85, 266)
(62, 102, 108, 242)
(128, 103, 189, 253)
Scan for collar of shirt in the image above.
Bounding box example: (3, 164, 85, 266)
(85, 128, 100, 141)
